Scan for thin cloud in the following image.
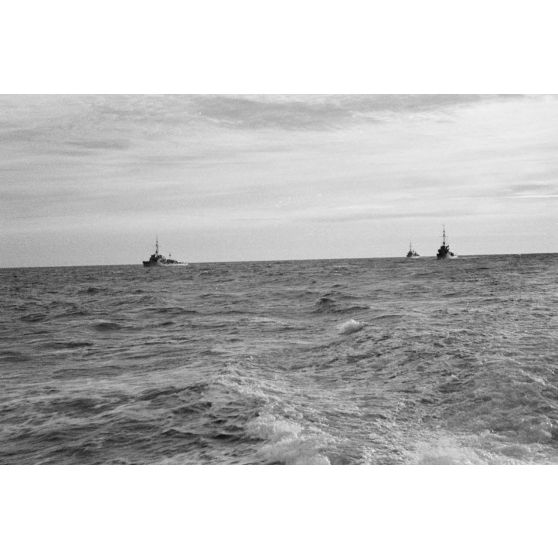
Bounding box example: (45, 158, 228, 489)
(505, 182, 558, 198)
(66, 139, 131, 151)
(190, 94, 524, 131)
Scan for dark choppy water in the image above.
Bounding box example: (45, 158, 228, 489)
(1, 254, 557, 464)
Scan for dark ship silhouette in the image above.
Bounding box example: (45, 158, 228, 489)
(406, 241, 420, 258)
(436, 226, 457, 259)
(142, 238, 187, 267)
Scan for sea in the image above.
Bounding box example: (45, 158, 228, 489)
(1, 254, 557, 465)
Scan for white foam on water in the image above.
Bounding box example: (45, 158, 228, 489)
(246, 414, 302, 441)
(246, 413, 332, 465)
(404, 429, 556, 465)
(338, 319, 365, 335)
(412, 436, 494, 465)
(215, 374, 270, 402)
(157, 453, 200, 464)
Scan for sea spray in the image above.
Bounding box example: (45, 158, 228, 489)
(338, 319, 365, 335)
(246, 414, 332, 464)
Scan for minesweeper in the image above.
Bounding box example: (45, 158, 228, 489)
(406, 241, 420, 258)
(436, 226, 457, 260)
(142, 238, 187, 267)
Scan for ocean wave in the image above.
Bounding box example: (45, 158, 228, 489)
(0, 350, 32, 362)
(410, 433, 496, 465)
(245, 413, 332, 465)
(405, 429, 552, 465)
(80, 286, 103, 295)
(3, 254, 557, 464)
(20, 312, 47, 323)
(43, 340, 94, 349)
(314, 296, 369, 314)
(145, 306, 198, 316)
(92, 321, 122, 331)
(338, 319, 365, 335)
(53, 308, 90, 319)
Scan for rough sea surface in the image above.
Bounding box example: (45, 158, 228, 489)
(1, 254, 557, 464)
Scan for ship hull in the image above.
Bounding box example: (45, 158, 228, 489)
(142, 238, 187, 267)
(143, 261, 188, 267)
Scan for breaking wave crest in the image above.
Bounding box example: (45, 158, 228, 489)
(338, 319, 365, 335)
(246, 414, 332, 465)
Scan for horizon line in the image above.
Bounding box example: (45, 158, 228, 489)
(1, 251, 556, 270)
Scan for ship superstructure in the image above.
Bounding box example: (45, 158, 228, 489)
(142, 237, 187, 267)
(406, 241, 420, 258)
(436, 226, 457, 259)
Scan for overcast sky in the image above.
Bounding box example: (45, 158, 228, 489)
(1, 94, 557, 266)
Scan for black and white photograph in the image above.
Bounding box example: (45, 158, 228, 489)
(1, 2, 557, 557)
(2, 93, 556, 466)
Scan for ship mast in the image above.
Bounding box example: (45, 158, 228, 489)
(442, 225, 447, 247)
(155, 235, 159, 256)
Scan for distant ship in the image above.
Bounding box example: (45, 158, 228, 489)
(142, 238, 187, 267)
(406, 241, 420, 258)
(436, 226, 457, 260)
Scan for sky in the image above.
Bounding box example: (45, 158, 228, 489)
(1, 94, 557, 266)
